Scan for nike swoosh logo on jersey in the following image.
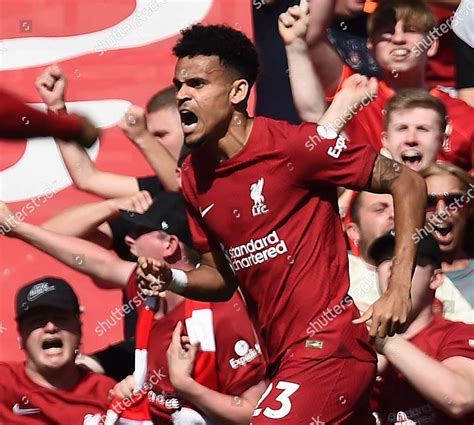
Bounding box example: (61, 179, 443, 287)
(200, 203, 215, 218)
(12, 403, 41, 415)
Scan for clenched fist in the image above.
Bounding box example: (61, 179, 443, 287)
(110, 190, 153, 215)
(339, 73, 378, 110)
(278, 0, 310, 46)
(137, 256, 172, 297)
(118, 105, 149, 143)
(35, 64, 67, 111)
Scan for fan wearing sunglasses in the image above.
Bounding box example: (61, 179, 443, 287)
(420, 163, 474, 307)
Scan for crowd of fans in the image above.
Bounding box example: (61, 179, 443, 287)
(0, 0, 473, 424)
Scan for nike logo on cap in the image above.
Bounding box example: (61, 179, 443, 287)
(200, 203, 215, 218)
(12, 403, 41, 415)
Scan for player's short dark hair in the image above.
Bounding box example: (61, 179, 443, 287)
(173, 24, 259, 88)
(146, 86, 177, 113)
(368, 0, 437, 39)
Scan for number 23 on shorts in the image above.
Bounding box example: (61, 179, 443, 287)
(252, 381, 300, 419)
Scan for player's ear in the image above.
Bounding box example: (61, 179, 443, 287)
(230, 79, 249, 106)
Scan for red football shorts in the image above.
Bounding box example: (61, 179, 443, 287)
(251, 349, 376, 424)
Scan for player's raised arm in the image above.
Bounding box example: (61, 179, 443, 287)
(353, 155, 427, 337)
(137, 249, 239, 302)
(279, 0, 327, 122)
(35, 64, 140, 198)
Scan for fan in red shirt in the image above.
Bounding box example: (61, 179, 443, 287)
(0, 277, 116, 424)
(304, 0, 474, 171)
(136, 24, 428, 423)
(0, 191, 267, 424)
(113, 274, 267, 424)
(367, 231, 474, 424)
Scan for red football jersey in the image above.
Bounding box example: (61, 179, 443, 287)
(181, 116, 378, 371)
(372, 316, 474, 425)
(338, 65, 474, 171)
(0, 362, 115, 424)
(126, 273, 266, 424)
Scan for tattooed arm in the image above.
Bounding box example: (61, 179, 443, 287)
(353, 155, 427, 338)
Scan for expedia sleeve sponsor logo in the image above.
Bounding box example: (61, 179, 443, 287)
(327, 135, 348, 159)
(224, 231, 288, 272)
(229, 341, 261, 369)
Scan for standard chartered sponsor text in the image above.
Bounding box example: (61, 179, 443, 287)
(225, 231, 288, 271)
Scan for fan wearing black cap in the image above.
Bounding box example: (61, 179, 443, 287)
(366, 231, 474, 424)
(0, 193, 267, 424)
(0, 277, 116, 424)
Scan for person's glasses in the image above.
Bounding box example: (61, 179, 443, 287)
(426, 193, 465, 212)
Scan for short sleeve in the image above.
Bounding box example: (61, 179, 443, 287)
(438, 323, 474, 361)
(213, 292, 266, 395)
(137, 176, 163, 197)
(285, 121, 378, 191)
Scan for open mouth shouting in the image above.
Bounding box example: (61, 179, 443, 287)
(41, 336, 64, 357)
(400, 150, 423, 171)
(432, 220, 454, 245)
(179, 109, 199, 135)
